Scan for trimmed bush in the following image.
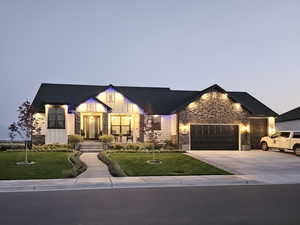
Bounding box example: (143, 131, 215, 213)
(0, 143, 25, 151)
(99, 135, 114, 146)
(68, 151, 87, 177)
(98, 151, 126, 177)
(163, 139, 179, 150)
(31, 144, 72, 152)
(68, 135, 82, 148)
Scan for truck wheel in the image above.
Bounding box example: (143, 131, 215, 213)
(294, 148, 300, 156)
(261, 142, 269, 151)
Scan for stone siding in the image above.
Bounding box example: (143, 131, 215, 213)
(178, 91, 251, 149)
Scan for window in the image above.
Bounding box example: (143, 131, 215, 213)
(280, 132, 291, 138)
(293, 132, 300, 139)
(271, 132, 280, 138)
(152, 115, 161, 130)
(111, 115, 131, 135)
(48, 107, 65, 129)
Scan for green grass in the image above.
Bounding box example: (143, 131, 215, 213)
(107, 152, 231, 176)
(0, 151, 76, 180)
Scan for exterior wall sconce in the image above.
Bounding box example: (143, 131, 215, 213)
(240, 124, 250, 133)
(180, 124, 189, 135)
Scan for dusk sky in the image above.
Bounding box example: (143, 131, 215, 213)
(1, 1, 299, 138)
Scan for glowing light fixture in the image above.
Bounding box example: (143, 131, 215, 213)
(180, 123, 189, 134)
(221, 93, 228, 100)
(188, 102, 197, 109)
(201, 93, 209, 100)
(233, 103, 241, 110)
(240, 124, 250, 133)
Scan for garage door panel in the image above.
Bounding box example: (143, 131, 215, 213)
(191, 125, 239, 150)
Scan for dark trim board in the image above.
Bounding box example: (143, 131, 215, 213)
(190, 124, 239, 150)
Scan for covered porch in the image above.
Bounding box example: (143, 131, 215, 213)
(78, 112, 142, 143)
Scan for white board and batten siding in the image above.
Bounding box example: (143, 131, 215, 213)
(45, 105, 69, 144)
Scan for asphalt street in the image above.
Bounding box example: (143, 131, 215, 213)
(1, 184, 300, 225)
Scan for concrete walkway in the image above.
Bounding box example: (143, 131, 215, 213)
(78, 153, 111, 178)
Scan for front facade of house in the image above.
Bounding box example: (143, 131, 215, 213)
(276, 107, 300, 131)
(32, 83, 277, 150)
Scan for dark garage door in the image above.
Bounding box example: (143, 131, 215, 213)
(190, 125, 239, 150)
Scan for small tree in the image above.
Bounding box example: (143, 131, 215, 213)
(144, 115, 161, 163)
(8, 100, 41, 164)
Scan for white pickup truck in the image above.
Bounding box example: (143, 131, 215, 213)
(260, 131, 300, 156)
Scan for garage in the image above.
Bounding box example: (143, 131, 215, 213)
(190, 124, 239, 150)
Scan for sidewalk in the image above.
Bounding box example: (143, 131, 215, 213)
(78, 153, 111, 178)
(0, 175, 263, 193)
(3, 173, 300, 193)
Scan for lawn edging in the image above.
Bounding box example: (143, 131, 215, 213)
(68, 151, 88, 177)
(98, 152, 126, 177)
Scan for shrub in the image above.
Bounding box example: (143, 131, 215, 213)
(31, 144, 72, 151)
(144, 142, 155, 150)
(98, 152, 126, 177)
(99, 135, 114, 144)
(68, 152, 87, 177)
(99, 135, 114, 149)
(0, 143, 25, 151)
(113, 143, 124, 150)
(68, 135, 82, 148)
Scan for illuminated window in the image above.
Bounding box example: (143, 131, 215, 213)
(111, 115, 131, 135)
(48, 106, 65, 129)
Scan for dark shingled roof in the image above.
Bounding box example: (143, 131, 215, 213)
(277, 107, 300, 122)
(228, 92, 278, 117)
(32, 83, 277, 117)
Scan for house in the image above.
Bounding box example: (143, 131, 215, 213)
(31, 83, 277, 150)
(276, 107, 300, 130)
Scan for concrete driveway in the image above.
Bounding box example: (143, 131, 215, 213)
(187, 150, 300, 184)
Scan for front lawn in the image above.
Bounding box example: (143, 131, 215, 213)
(107, 152, 231, 176)
(0, 151, 81, 180)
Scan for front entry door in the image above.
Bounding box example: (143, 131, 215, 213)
(83, 116, 101, 139)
